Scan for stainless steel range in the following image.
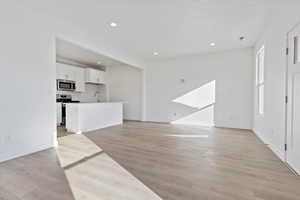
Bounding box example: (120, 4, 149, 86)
(56, 95, 80, 126)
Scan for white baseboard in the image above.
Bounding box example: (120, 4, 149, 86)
(269, 143, 285, 162)
(252, 129, 270, 145)
(143, 120, 169, 124)
(215, 125, 251, 131)
(252, 129, 285, 162)
(0, 143, 53, 163)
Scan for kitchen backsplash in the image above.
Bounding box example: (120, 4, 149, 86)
(57, 84, 107, 103)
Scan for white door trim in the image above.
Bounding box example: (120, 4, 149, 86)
(285, 21, 300, 171)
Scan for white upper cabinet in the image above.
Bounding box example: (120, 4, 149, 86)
(56, 63, 75, 81)
(56, 63, 86, 92)
(73, 67, 85, 92)
(85, 68, 105, 84)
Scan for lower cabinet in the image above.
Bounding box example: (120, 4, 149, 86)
(57, 103, 62, 125)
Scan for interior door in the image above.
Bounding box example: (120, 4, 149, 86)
(287, 22, 300, 174)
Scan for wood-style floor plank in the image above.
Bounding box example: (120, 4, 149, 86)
(85, 121, 300, 200)
(57, 126, 73, 138)
(1, 121, 300, 200)
(64, 153, 162, 200)
(0, 149, 74, 200)
(56, 134, 102, 168)
(56, 134, 162, 200)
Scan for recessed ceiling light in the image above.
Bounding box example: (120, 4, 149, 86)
(97, 61, 102, 65)
(153, 52, 159, 56)
(110, 22, 117, 27)
(210, 42, 216, 47)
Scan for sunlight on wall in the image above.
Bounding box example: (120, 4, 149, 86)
(172, 105, 214, 126)
(173, 80, 215, 109)
(171, 80, 216, 126)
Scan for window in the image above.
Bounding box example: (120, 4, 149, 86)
(256, 46, 265, 115)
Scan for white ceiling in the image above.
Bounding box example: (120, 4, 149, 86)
(19, 0, 287, 61)
(56, 38, 131, 70)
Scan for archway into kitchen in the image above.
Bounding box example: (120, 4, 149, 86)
(54, 38, 143, 139)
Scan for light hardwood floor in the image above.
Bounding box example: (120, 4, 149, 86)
(56, 134, 162, 200)
(86, 121, 300, 200)
(1, 121, 300, 200)
(57, 126, 73, 138)
(0, 149, 74, 200)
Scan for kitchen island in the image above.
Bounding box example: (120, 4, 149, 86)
(66, 102, 123, 133)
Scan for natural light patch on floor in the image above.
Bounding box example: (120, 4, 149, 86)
(55, 134, 162, 200)
(56, 134, 102, 168)
(172, 80, 216, 126)
(65, 153, 162, 200)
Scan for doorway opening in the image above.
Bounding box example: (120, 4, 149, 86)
(54, 38, 107, 139)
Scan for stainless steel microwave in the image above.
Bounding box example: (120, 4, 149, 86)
(57, 79, 76, 91)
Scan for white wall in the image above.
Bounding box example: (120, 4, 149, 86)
(145, 48, 254, 129)
(106, 65, 143, 121)
(0, 2, 143, 162)
(0, 3, 56, 162)
(253, 2, 300, 161)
